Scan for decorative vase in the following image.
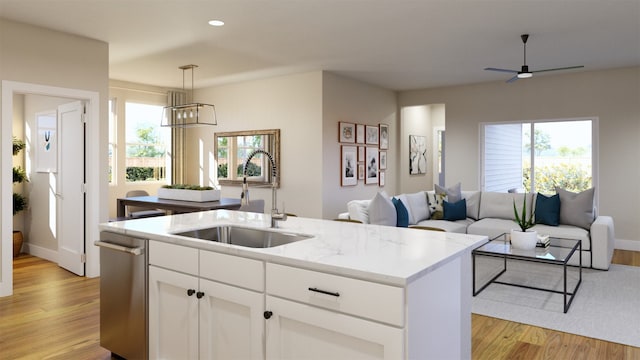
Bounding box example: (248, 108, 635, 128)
(510, 229, 538, 250)
(13, 230, 24, 258)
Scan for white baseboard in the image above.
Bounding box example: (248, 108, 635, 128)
(24, 243, 58, 263)
(615, 239, 640, 252)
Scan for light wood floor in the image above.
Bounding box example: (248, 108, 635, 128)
(1, 251, 639, 360)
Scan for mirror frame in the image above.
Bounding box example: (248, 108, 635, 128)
(214, 129, 280, 188)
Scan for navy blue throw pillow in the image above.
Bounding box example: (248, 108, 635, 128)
(391, 197, 409, 227)
(535, 193, 560, 226)
(443, 199, 467, 221)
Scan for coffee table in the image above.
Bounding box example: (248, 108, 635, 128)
(472, 233, 582, 313)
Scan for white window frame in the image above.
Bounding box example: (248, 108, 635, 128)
(480, 117, 598, 202)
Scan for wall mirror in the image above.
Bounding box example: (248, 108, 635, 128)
(214, 129, 280, 188)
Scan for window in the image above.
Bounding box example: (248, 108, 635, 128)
(482, 119, 594, 194)
(125, 102, 169, 182)
(217, 134, 267, 181)
(108, 98, 116, 184)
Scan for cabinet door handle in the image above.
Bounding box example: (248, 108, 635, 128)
(308, 287, 340, 297)
(187, 289, 196, 296)
(196, 291, 205, 299)
(263, 311, 273, 319)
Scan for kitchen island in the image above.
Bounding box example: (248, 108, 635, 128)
(99, 210, 487, 360)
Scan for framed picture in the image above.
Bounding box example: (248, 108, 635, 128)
(339, 122, 356, 143)
(356, 124, 365, 144)
(365, 147, 378, 184)
(366, 125, 379, 145)
(36, 112, 57, 173)
(409, 135, 427, 174)
(358, 146, 365, 162)
(358, 163, 365, 180)
(341, 145, 358, 186)
(379, 151, 387, 170)
(379, 123, 389, 150)
(379, 171, 386, 187)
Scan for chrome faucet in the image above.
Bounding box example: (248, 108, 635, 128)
(241, 149, 287, 228)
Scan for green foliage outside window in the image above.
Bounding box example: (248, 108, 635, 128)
(523, 162, 592, 194)
(126, 166, 165, 181)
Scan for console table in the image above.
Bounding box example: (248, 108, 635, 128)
(116, 196, 242, 218)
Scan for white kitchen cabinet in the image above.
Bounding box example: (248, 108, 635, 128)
(265, 263, 404, 360)
(265, 296, 403, 360)
(148, 240, 265, 360)
(149, 265, 199, 359)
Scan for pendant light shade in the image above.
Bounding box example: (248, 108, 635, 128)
(161, 65, 217, 127)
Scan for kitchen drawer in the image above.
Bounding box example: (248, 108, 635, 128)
(200, 250, 264, 292)
(149, 240, 198, 275)
(266, 263, 404, 327)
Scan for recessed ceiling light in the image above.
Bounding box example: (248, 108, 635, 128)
(208, 20, 225, 27)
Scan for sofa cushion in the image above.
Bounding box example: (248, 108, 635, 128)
(415, 218, 471, 233)
(427, 191, 446, 220)
(368, 192, 396, 226)
(467, 218, 519, 239)
(443, 199, 467, 221)
(435, 182, 462, 203)
(556, 187, 595, 230)
(392, 197, 409, 227)
(535, 193, 560, 226)
(462, 191, 481, 220)
(532, 224, 591, 251)
(479, 192, 534, 221)
(347, 199, 371, 224)
(405, 191, 430, 223)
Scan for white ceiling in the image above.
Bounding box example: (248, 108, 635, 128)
(1, 0, 639, 91)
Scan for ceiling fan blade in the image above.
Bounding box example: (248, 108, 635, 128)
(484, 67, 519, 74)
(531, 65, 584, 74)
(506, 75, 519, 83)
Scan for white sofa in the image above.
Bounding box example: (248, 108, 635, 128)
(340, 190, 615, 270)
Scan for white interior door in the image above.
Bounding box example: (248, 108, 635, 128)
(56, 101, 85, 275)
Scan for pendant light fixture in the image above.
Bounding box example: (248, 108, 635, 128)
(161, 64, 217, 127)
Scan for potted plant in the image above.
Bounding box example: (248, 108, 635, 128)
(12, 137, 28, 257)
(158, 184, 220, 202)
(511, 194, 537, 250)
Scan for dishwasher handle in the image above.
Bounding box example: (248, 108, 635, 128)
(95, 240, 145, 256)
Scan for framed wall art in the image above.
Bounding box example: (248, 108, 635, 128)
(409, 135, 427, 175)
(379, 171, 385, 187)
(36, 111, 57, 173)
(365, 147, 378, 184)
(339, 122, 355, 143)
(358, 163, 365, 180)
(365, 125, 379, 145)
(358, 146, 365, 162)
(379, 123, 389, 150)
(341, 145, 357, 186)
(379, 151, 387, 170)
(356, 124, 365, 144)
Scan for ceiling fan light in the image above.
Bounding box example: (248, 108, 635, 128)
(517, 72, 533, 79)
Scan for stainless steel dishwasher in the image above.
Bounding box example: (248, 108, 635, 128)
(95, 232, 148, 360)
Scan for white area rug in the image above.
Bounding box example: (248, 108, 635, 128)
(472, 259, 640, 347)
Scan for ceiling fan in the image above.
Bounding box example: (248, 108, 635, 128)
(485, 34, 584, 83)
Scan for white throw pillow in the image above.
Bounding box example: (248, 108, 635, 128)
(368, 192, 397, 226)
(405, 191, 430, 223)
(347, 199, 371, 224)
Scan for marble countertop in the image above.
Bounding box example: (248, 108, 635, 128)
(99, 210, 487, 286)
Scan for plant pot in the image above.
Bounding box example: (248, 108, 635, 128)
(157, 188, 221, 202)
(510, 229, 538, 250)
(13, 230, 24, 258)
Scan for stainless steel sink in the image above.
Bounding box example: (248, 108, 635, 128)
(173, 225, 313, 248)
